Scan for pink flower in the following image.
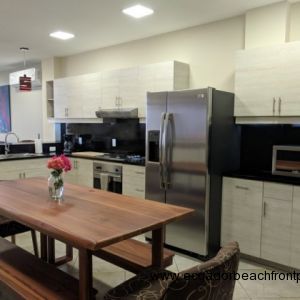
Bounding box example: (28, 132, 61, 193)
(47, 155, 72, 173)
(60, 155, 72, 172)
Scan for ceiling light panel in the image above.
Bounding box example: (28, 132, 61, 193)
(49, 31, 74, 40)
(122, 4, 154, 19)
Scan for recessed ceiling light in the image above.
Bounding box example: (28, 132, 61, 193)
(122, 4, 154, 19)
(49, 31, 74, 40)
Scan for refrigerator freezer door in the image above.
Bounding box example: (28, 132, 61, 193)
(165, 89, 211, 256)
(145, 92, 168, 204)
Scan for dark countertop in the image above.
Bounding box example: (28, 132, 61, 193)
(0, 153, 145, 166)
(0, 153, 51, 161)
(224, 170, 300, 186)
(69, 154, 145, 166)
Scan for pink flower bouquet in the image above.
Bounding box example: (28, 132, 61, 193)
(47, 154, 72, 175)
(47, 155, 72, 200)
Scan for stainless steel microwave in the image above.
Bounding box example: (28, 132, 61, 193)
(272, 145, 300, 177)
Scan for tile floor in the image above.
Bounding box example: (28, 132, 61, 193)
(1, 232, 300, 299)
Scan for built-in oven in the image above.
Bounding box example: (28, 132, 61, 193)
(272, 145, 300, 177)
(93, 162, 122, 194)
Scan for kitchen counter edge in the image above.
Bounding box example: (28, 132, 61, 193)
(224, 171, 300, 186)
(0, 154, 145, 166)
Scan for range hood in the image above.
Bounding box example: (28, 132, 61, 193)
(95, 108, 138, 118)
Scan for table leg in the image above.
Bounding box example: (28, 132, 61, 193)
(152, 226, 164, 268)
(79, 248, 93, 300)
(40, 233, 48, 261)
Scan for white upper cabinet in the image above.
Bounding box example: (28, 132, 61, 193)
(136, 61, 189, 118)
(80, 73, 102, 118)
(53, 61, 189, 119)
(234, 41, 300, 117)
(101, 69, 121, 110)
(101, 67, 141, 114)
(54, 72, 101, 119)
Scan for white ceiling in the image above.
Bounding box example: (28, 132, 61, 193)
(0, 0, 286, 71)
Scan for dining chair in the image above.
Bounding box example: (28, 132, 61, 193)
(104, 241, 240, 300)
(0, 216, 39, 257)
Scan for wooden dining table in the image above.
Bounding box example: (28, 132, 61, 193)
(0, 177, 193, 299)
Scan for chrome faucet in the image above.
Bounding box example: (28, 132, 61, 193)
(4, 132, 19, 155)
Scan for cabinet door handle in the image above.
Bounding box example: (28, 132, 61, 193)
(278, 97, 282, 115)
(135, 188, 144, 192)
(23, 172, 26, 178)
(235, 185, 249, 191)
(273, 98, 276, 115)
(19, 173, 21, 179)
(135, 171, 145, 175)
(263, 201, 267, 217)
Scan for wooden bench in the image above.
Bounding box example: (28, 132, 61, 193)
(0, 237, 80, 300)
(93, 239, 175, 274)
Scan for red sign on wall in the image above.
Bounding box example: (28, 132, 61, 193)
(19, 75, 31, 91)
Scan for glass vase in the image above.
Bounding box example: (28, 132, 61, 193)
(48, 172, 64, 201)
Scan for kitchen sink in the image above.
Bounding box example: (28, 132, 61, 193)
(0, 153, 39, 160)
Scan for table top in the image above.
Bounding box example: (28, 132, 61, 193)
(0, 178, 193, 251)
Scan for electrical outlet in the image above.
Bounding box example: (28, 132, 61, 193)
(112, 138, 117, 147)
(49, 146, 56, 153)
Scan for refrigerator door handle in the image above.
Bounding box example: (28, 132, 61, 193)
(165, 113, 173, 189)
(159, 112, 166, 189)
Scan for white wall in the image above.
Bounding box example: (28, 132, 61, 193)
(59, 16, 245, 93)
(245, 1, 290, 49)
(9, 86, 42, 141)
(0, 71, 9, 86)
(0, 64, 43, 142)
(290, 1, 300, 41)
(56, 1, 300, 92)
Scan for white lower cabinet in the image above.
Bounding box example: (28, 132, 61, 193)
(221, 177, 263, 257)
(122, 165, 145, 198)
(64, 158, 93, 188)
(0, 158, 49, 180)
(222, 177, 299, 268)
(261, 182, 293, 266)
(291, 186, 300, 269)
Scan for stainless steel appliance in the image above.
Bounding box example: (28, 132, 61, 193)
(95, 108, 138, 118)
(146, 88, 239, 257)
(93, 162, 122, 194)
(63, 134, 74, 154)
(272, 145, 300, 177)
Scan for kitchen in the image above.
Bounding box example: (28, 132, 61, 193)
(1, 0, 300, 299)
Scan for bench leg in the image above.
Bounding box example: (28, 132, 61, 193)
(79, 248, 93, 300)
(30, 230, 39, 258)
(11, 235, 16, 244)
(152, 227, 164, 268)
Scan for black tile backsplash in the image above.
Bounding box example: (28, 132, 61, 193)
(240, 124, 300, 173)
(63, 119, 145, 155)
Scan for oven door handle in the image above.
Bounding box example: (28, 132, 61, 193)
(97, 172, 122, 179)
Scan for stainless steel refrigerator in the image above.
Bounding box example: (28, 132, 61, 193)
(145, 88, 239, 257)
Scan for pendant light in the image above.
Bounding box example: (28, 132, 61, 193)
(19, 47, 31, 91)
